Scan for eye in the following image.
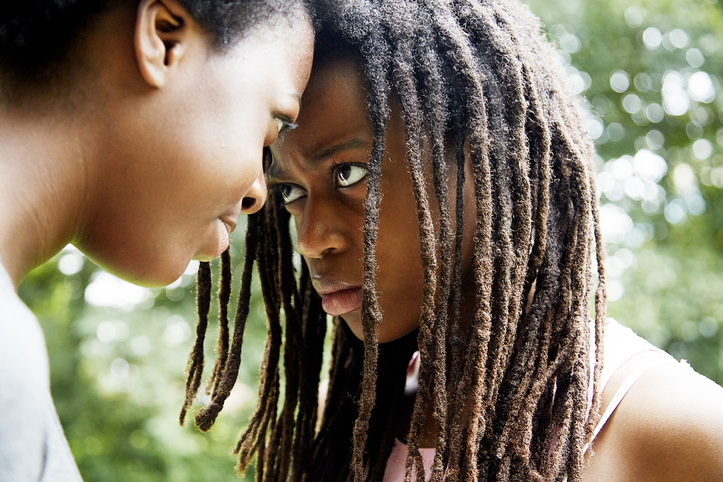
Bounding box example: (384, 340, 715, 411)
(274, 117, 298, 134)
(335, 164, 368, 187)
(274, 117, 284, 133)
(279, 184, 305, 205)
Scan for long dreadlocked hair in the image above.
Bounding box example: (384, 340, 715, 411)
(180, 0, 607, 481)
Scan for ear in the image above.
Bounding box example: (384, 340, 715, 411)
(134, 0, 195, 88)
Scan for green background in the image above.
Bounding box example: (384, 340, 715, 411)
(18, 0, 723, 479)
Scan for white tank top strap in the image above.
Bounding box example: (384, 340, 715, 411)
(561, 358, 661, 482)
(582, 356, 661, 456)
(561, 318, 675, 482)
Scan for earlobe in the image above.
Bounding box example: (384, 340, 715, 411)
(134, 0, 189, 88)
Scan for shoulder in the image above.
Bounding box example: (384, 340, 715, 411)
(0, 261, 51, 409)
(585, 351, 723, 481)
(625, 358, 723, 473)
(0, 271, 49, 381)
(0, 268, 58, 480)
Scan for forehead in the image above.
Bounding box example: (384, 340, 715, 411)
(241, 14, 313, 66)
(273, 57, 372, 158)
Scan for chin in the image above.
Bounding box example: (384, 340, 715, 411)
(342, 315, 416, 344)
(340, 316, 362, 339)
(131, 272, 184, 288)
(76, 237, 190, 288)
(95, 256, 187, 288)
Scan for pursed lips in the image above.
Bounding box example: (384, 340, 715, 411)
(312, 276, 363, 317)
(219, 202, 242, 235)
(219, 216, 237, 236)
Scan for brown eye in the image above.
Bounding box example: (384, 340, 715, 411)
(279, 184, 305, 205)
(336, 164, 368, 187)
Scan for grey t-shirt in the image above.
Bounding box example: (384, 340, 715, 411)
(0, 258, 82, 481)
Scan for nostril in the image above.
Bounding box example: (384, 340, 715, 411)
(241, 197, 256, 210)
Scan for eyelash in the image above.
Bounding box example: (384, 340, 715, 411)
(279, 119, 298, 133)
(274, 161, 369, 206)
(330, 161, 369, 188)
(276, 184, 303, 205)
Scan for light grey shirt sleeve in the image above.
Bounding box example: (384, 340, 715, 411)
(0, 259, 82, 482)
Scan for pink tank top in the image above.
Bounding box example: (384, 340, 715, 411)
(381, 318, 668, 481)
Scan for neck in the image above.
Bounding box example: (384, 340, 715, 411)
(396, 293, 478, 448)
(0, 4, 149, 288)
(397, 281, 535, 449)
(0, 104, 90, 287)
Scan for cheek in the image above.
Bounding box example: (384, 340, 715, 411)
(185, 110, 266, 206)
(194, 70, 271, 181)
(458, 164, 478, 285)
(213, 108, 262, 165)
(375, 206, 425, 340)
(217, 132, 265, 191)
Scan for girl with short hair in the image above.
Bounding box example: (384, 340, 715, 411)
(0, 1, 314, 479)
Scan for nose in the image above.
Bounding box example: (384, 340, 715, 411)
(240, 169, 267, 215)
(295, 196, 348, 259)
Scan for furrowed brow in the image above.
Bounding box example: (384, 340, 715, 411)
(267, 138, 371, 182)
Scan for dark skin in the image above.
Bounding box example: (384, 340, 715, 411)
(270, 56, 723, 479)
(584, 349, 723, 481)
(0, 0, 313, 288)
(269, 57, 478, 346)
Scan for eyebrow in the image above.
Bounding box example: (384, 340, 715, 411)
(267, 138, 371, 181)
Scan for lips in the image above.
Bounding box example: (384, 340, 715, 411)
(313, 277, 363, 316)
(220, 217, 236, 237)
(219, 207, 240, 235)
(217, 213, 237, 249)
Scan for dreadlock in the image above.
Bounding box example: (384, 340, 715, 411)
(181, 0, 607, 481)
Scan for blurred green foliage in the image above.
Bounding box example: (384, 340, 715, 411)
(528, 0, 723, 383)
(17, 0, 723, 479)
(20, 227, 265, 481)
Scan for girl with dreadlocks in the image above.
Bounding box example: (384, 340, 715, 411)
(183, 0, 723, 480)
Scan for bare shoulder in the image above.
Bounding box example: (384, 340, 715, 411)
(627, 358, 723, 475)
(584, 352, 723, 481)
